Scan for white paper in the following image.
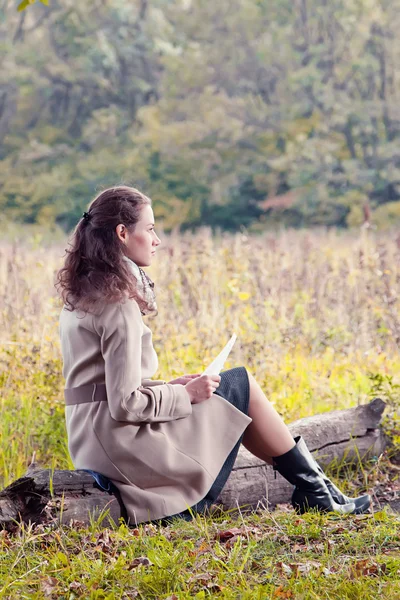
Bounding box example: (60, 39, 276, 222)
(202, 334, 237, 376)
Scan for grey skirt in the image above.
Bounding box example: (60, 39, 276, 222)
(156, 366, 250, 525)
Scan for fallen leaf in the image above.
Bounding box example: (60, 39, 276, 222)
(352, 559, 387, 577)
(193, 557, 211, 570)
(197, 541, 212, 555)
(276, 561, 293, 576)
(291, 543, 306, 553)
(215, 527, 243, 542)
(291, 561, 322, 576)
(188, 573, 212, 585)
(69, 581, 83, 590)
(0, 530, 11, 547)
(128, 556, 153, 570)
(131, 528, 140, 536)
(225, 535, 240, 549)
(40, 577, 58, 597)
(207, 582, 223, 592)
(68, 519, 86, 529)
(273, 586, 294, 598)
(332, 527, 346, 534)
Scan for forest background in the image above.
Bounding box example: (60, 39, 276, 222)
(1, 2, 400, 596)
(2, 0, 400, 234)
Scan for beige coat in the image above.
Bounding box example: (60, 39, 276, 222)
(59, 296, 252, 524)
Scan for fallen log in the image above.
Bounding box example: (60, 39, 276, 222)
(218, 397, 387, 510)
(0, 398, 387, 530)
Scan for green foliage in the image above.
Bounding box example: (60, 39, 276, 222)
(2, 0, 400, 230)
(0, 505, 400, 597)
(17, 0, 48, 11)
(367, 372, 400, 452)
(371, 202, 400, 230)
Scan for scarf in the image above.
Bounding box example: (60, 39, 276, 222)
(122, 255, 158, 316)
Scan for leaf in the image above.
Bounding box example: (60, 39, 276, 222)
(68, 519, 86, 529)
(195, 541, 212, 555)
(17, 0, 32, 11)
(69, 582, 83, 591)
(276, 562, 293, 576)
(95, 529, 113, 552)
(188, 573, 213, 585)
(225, 534, 240, 549)
(40, 0, 49, 4)
(352, 559, 387, 577)
(215, 527, 243, 542)
(273, 586, 294, 599)
(128, 556, 153, 570)
(207, 583, 223, 592)
(291, 543, 306, 553)
(40, 576, 58, 597)
(291, 561, 322, 576)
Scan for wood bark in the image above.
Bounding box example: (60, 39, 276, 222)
(217, 397, 387, 510)
(0, 398, 387, 530)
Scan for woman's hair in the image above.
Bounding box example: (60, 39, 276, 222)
(55, 186, 151, 313)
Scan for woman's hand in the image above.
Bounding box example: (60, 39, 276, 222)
(167, 373, 202, 386)
(185, 375, 221, 404)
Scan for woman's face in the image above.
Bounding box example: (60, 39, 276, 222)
(117, 204, 161, 267)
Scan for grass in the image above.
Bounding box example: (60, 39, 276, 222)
(1, 226, 400, 598)
(0, 508, 399, 599)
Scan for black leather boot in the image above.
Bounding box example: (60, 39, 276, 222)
(273, 436, 358, 514)
(321, 472, 371, 514)
(292, 437, 371, 514)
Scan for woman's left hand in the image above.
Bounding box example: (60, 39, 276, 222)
(168, 374, 202, 385)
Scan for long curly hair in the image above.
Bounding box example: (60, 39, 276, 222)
(55, 186, 152, 314)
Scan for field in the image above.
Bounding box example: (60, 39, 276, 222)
(0, 226, 400, 599)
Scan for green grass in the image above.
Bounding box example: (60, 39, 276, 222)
(0, 508, 399, 599)
(1, 345, 399, 600)
(1, 230, 400, 598)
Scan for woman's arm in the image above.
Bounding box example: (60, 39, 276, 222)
(95, 299, 192, 423)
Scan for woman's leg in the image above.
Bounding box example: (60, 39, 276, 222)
(242, 371, 295, 463)
(241, 369, 371, 514)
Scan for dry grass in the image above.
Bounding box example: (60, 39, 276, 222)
(1, 226, 400, 598)
(1, 225, 400, 484)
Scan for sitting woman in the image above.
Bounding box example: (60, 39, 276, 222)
(56, 186, 371, 526)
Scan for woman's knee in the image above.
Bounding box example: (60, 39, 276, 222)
(246, 368, 257, 389)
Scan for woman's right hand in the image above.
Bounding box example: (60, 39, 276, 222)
(185, 375, 221, 404)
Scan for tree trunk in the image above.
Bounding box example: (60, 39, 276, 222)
(0, 398, 387, 530)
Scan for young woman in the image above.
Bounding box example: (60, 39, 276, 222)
(56, 186, 371, 525)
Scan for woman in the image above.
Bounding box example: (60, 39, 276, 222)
(56, 186, 371, 526)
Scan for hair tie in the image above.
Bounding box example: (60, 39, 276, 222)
(82, 211, 91, 221)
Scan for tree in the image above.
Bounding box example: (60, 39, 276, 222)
(3, 0, 400, 231)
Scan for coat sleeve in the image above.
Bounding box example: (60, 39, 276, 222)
(95, 299, 193, 423)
